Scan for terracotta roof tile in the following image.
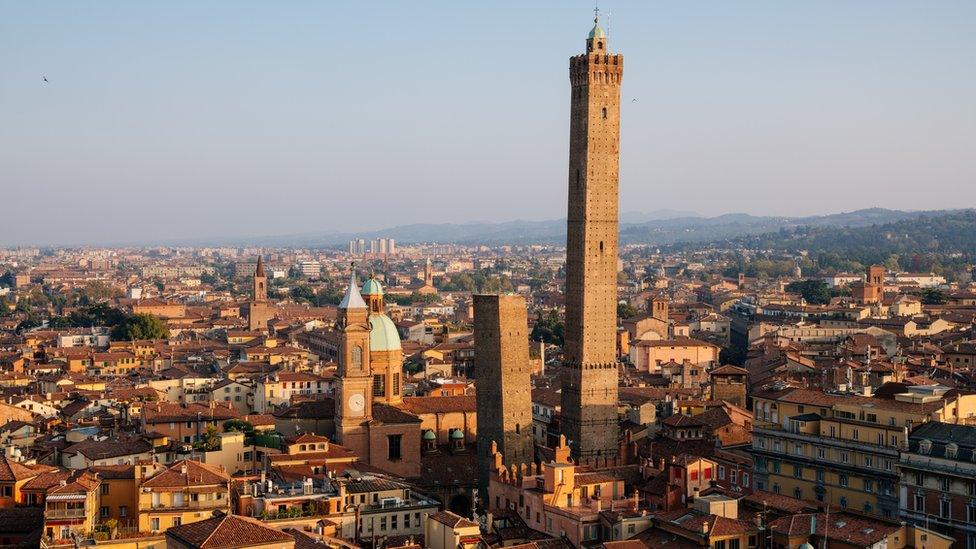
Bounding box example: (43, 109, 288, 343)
(166, 513, 293, 548)
(141, 460, 229, 488)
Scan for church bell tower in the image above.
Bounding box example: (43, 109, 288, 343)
(335, 268, 373, 460)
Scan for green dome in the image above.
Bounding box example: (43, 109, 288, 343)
(450, 429, 465, 440)
(423, 430, 436, 440)
(589, 23, 606, 40)
(369, 313, 401, 351)
(362, 277, 384, 296)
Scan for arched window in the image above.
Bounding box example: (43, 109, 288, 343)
(351, 346, 363, 368)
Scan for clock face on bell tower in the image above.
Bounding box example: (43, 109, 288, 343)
(348, 392, 365, 416)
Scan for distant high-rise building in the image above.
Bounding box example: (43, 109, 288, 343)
(474, 294, 535, 495)
(560, 12, 622, 462)
(351, 237, 395, 256)
(367, 238, 396, 255)
(356, 239, 367, 255)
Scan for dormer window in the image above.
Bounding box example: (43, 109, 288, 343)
(919, 439, 932, 455)
(946, 443, 959, 459)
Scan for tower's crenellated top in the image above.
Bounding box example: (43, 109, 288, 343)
(573, 9, 623, 87)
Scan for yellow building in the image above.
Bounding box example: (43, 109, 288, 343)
(751, 386, 976, 518)
(136, 460, 231, 533)
(90, 464, 138, 531)
(43, 471, 101, 542)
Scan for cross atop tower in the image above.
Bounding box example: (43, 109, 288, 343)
(587, 7, 607, 53)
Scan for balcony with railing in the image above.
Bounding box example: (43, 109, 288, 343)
(360, 493, 440, 513)
(45, 507, 87, 520)
(754, 423, 900, 458)
(149, 497, 227, 511)
(900, 452, 976, 478)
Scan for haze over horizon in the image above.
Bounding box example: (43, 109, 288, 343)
(3, 1, 975, 246)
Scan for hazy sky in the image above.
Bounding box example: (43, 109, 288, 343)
(2, 1, 975, 246)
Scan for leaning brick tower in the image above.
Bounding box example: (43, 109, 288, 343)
(560, 11, 623, 462)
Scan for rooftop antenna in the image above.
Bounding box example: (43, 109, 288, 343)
(606, 7, 613, 46)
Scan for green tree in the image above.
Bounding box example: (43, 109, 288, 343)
(48, 316, 72, 329)
(193, 425, 221, 451)
(617, 302, 638, 319)
(111, 313, 169, 341)
(15, 315, 43, 333)
(531, 310, 564, 346)
(785, 279, 832, 305)
(410, 292, 440, 304)
(80, 281, 118, 303)
(290, 285, 316, 303)
(921, 288, 948, 305)
(224, 420, 255, 438)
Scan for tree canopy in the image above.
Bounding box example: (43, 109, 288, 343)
(531, 310, 564, 346)
(785, 279, 833, 305)
(111, 313, 169, 341)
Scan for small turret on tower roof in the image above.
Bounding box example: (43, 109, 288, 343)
(586, 7, 608, 53)
(589, 10, 605, 39)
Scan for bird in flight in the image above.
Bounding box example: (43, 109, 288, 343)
(43, 77, 49, 83)
(632, 98, 638, 102)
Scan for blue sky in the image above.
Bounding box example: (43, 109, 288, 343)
(2, 1, 974, 245)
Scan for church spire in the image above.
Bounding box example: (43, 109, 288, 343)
(252, 255, 267, 302)
(339, 266, 367, 310)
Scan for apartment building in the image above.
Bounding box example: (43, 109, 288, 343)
(751, 386, 976, 518)
(899, 422, 976, 548)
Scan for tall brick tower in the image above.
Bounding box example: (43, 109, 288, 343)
(334, 270, 373, 461)
(560, 11, 622, 462)
(474, 294, 535, 496)
(247, 256, 272, 331)
(252, 255, 266, 302)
